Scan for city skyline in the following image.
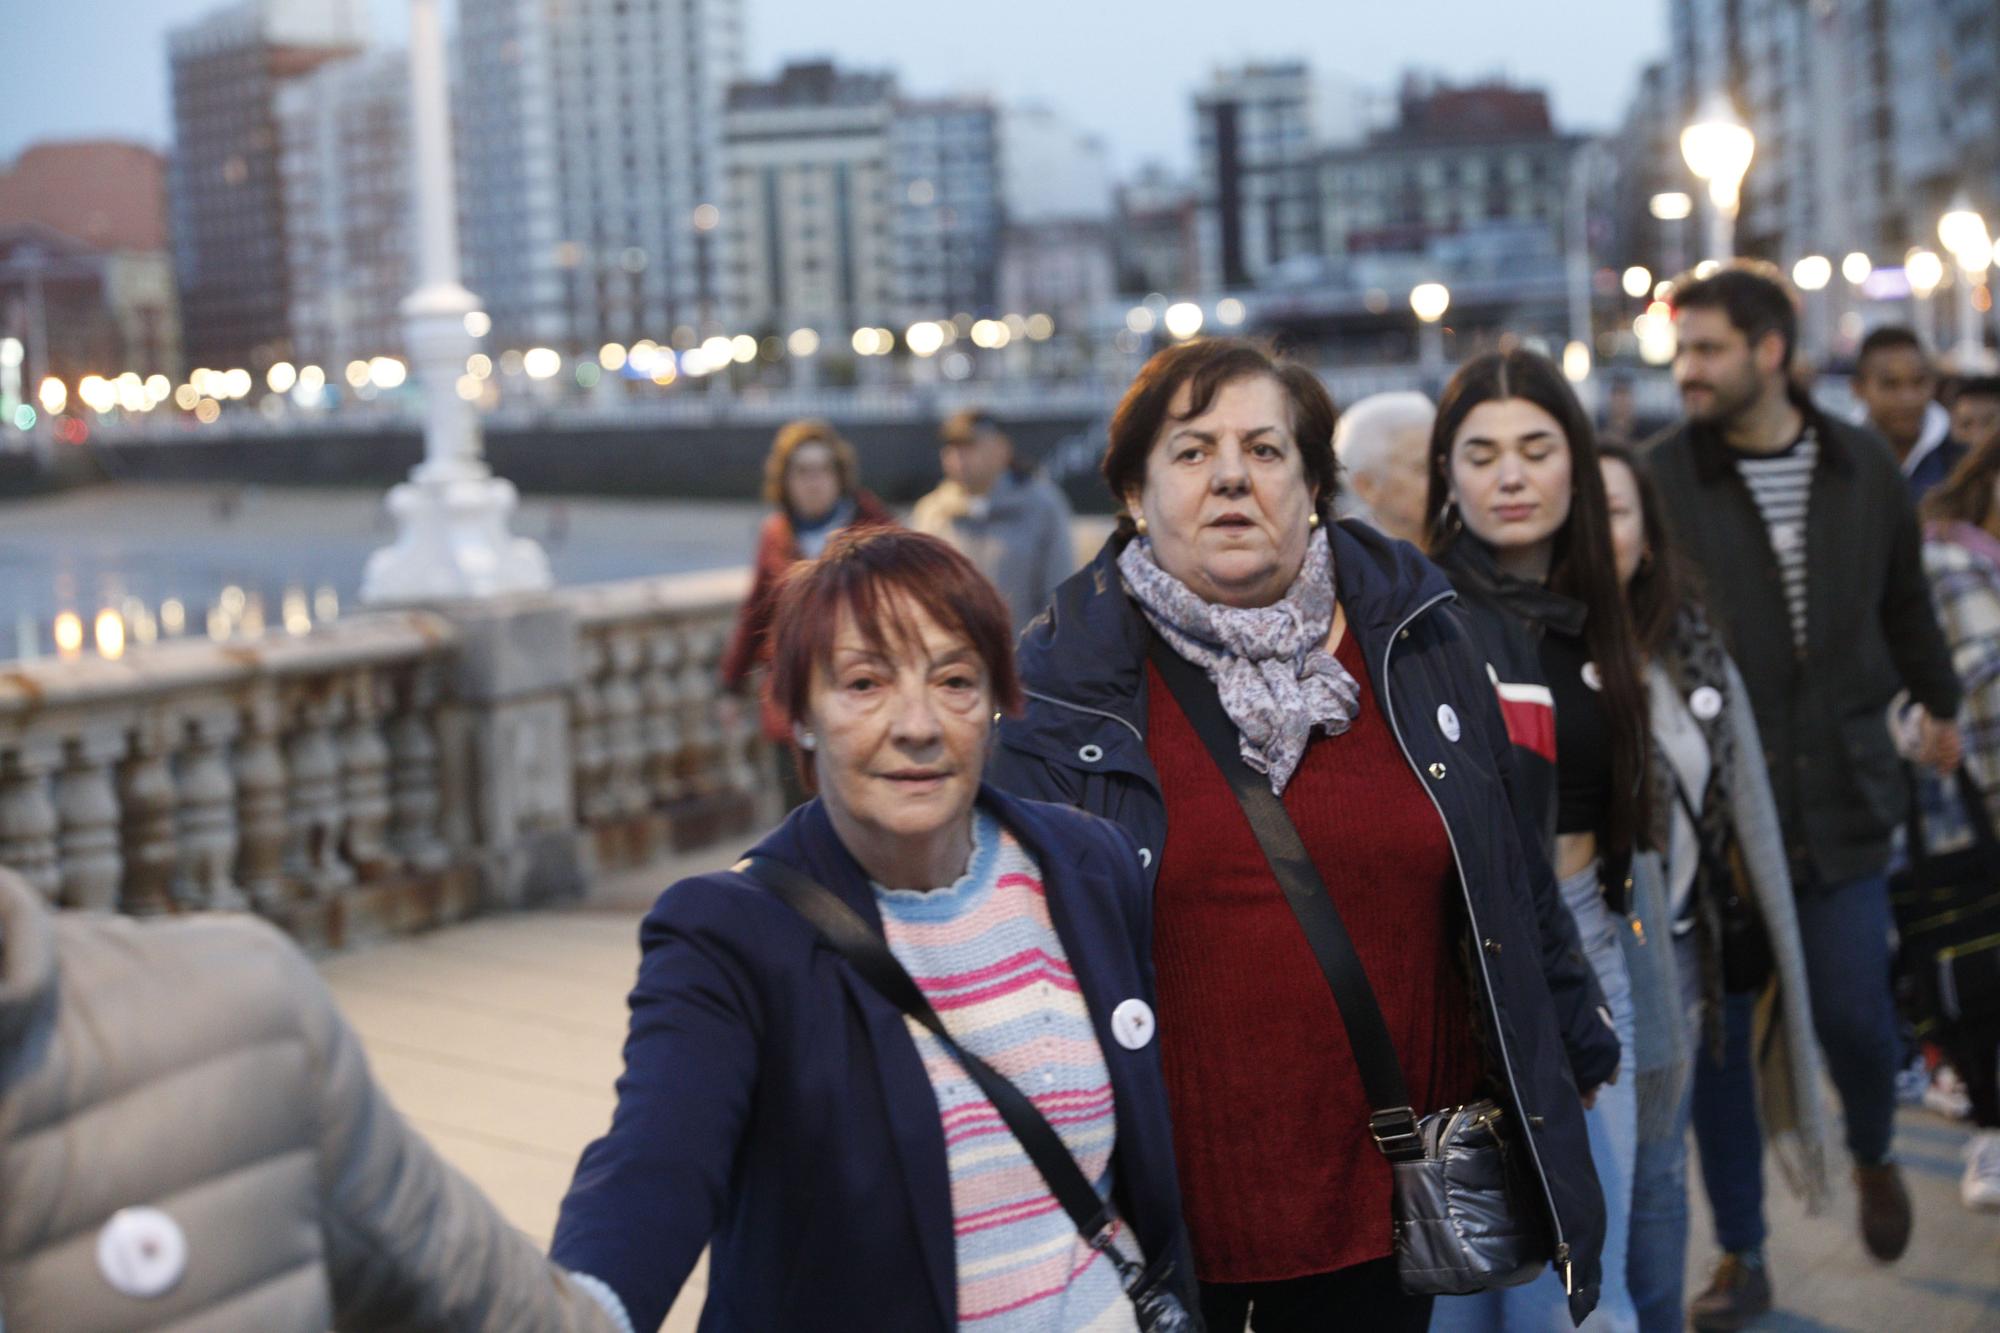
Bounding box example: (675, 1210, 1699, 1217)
(6, 0, 1666, 174)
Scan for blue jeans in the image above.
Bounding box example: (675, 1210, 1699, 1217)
(1691, 872, 1900, 1254)
(1431, 864, 1638, 1332)
(1626, 935, 1702, 1332)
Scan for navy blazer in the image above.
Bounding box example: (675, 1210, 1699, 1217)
(550, 787, 1194, 1332)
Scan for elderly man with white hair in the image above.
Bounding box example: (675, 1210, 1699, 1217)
(1333, 389, 1436, 547)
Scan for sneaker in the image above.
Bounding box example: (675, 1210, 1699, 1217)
(1965, 1131, 2000, 1212)
(1895, 1052, 1930, 1105)
(1688, 1251, 1772, 1331)
(1924, 1066, 1974, 1120)
(1855, 1161, 1913, 1261)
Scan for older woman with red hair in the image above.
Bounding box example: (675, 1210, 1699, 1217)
(555, 528, 1193, 1333)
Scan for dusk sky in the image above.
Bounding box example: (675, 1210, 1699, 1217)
(6, 1, 1667, 172)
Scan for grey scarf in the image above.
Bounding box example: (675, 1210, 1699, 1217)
(1119, 527, 1359, 793)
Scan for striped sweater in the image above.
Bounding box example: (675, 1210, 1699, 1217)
(874, 810, 1139, 1331)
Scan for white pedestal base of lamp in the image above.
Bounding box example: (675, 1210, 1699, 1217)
(360, 281, 551, 605)
(361, 472, 552, 604)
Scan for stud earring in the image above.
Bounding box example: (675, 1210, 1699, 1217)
(1307, 511, 1321, 529)
(1134, 514, 1149, 536)
(796, 730, 817, 752)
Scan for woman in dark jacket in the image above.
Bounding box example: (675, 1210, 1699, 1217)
(988, 339, 1618, 1331)
(720, 418, 893, 808)
(1422, 350, 1652, 1332)
(555, 529, 1192, 1332)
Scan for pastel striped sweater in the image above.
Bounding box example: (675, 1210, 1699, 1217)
(874, 810, 1140, 1331)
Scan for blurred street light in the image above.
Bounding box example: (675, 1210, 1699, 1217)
(1410, 283, 1450, 382)
(267, 362, 298, 394)
(1680, 100, 1754, 260)
(37, 377, 65, 414)
(1162, 302, 1204, 340)
(906, 321, 945, 357)
(1842, 251, 1873, 286)
(786, 328, 819, 358)
(1622, 266, 1653, 299)
(1791, 255, 1832, 292)
(1410, 283, 1451, 322)
(1648, 191, 1694, 221)
(1216, 298, 1247, 327)
(1939, 196, 1995, 367)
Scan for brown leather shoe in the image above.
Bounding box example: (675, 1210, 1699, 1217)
(1855, 1161, 1913, 1261)
(1688, 1252, 1772, 1331)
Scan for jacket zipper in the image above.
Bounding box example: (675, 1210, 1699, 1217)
(1378, 590, 1574, 1298)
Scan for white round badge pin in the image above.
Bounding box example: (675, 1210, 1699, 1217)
(1689, 686, 1723, 721)
(96, 1206, 188, 1300)
(1110, 998, 1156, 1051)
(1437, 704, 1461, 743)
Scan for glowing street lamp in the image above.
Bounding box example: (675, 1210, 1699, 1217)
(1680, 100, 1755, 261)
(1939, 195, 1994, 367)
(1841, 252, 1873, 286)
(1791, 255, 1831, 292)
(1410, 283, 1451, 381)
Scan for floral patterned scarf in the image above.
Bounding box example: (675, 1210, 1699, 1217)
(1119, 527, 1359, 793)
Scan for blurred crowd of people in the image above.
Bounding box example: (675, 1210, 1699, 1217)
(4, 258, 1996, 1333)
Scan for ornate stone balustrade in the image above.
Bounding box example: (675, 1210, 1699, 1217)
(0, 569, 767, 948)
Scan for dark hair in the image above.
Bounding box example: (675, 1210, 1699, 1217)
(1954, 374, 2000, 404)
(1422, 349, 1653, 863)
(1922, 434, 2000, 530)
(941, 408, 1004, 443)
(766, 527, 1023, 793)
(1102, 338, 1340, 532)
(1668, 260, 1798, 366)
(1854, 325, 1930, 380)
(762, 418, 858, 508)
(1598, 441, 1692, 659)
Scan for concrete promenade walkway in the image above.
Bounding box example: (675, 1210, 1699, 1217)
(322, 848, 2000, 1332)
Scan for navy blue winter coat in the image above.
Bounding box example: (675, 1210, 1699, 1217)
(549, 789, 1195, 1332)
(986, 519, 1616, 1323)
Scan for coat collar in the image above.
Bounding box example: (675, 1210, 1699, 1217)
(1432, 530, 1587, 638)
(1012, 518, 1454, 733)
(1685, 392, 1853, 485)
(740, 786, 1144, 1331)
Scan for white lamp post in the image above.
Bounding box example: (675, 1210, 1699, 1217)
(1680, 100, 1755, 263)
(362, 0, 550, 604)
(1939, 195, 1994, 368)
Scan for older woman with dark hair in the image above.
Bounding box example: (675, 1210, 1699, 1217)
(721, 418, 893, 808)
(987, 338, 1619, 1331)
(555, 527, 1194, 1333)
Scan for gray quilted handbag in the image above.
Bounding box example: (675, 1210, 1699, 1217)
(1386, 1100, 1548, 1294)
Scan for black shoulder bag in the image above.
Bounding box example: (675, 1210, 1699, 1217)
(736, 853, 1197, 1333)
(1890, 765, 2000, 1028)
(1667, 772, 1773, 995)
(1147, 637, 1548, 1296)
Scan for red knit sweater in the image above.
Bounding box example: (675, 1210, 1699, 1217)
(1146, 629, 1486, 1283)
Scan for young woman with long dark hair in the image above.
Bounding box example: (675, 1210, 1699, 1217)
(1423, 350, 1651, 1332)
(1599, 443, 1830, 1331)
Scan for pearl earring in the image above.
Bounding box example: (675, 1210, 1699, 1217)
(1134, 514, 1149, 536)
(796, 731, 817, 751)
(1308, 511, 1321, 529)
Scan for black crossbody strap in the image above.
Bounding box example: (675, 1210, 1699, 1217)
(1146, 637, 1422, 1160)
(737, 854, 1116, 1243)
